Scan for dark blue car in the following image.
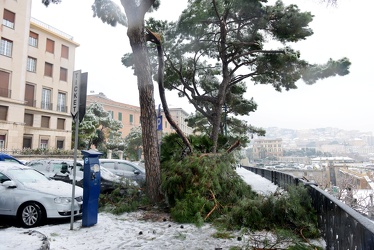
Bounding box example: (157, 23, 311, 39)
(0, 153, 25, 165)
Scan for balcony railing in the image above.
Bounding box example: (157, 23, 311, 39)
(24, 100, 36, 107)
(0, 88, 11, 98)
(242, 166, 374, 249)
(41, 102, 53, 110)
(57, 105, 68, 113)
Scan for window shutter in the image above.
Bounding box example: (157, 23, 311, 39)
(46, 39, 54, 53)
(3, 9, 15, 22)
(41, 116, 50, 128)
(24, 113, 33, 126)
(0, 106, 7, 120)
(61, 45, 69, 59)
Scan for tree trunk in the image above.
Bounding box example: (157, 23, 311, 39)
(122, 0, 162, 203)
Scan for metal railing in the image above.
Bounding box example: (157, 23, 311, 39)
(242, 166, 374, 250)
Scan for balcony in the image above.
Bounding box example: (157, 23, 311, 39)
(41, 102, 53, 111)
(57, 105, 68, 113)
(0, 88, 11, 98)
(24, 99, 36, 107)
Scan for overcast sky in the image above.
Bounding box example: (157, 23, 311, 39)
(31, 0, 374, 134)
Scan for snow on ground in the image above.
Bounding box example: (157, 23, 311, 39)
(0, 168, 324, 250)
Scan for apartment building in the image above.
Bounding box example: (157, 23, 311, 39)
(252, 138, 283, 160)
(0, 1, 79, 150)
(86, 93, 193, 138)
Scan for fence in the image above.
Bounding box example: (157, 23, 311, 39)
(242, 166, 374, 250)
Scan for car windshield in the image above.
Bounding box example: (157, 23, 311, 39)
(8, 168, 49, 183)
(100, 167, 121, 181)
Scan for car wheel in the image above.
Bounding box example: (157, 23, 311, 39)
(18, 202, 44, 228)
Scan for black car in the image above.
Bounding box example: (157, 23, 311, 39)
(26, 159, 124, 193)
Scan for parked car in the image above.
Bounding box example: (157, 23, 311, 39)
(27, 159, 125, 193)
(99, 159, 146, 185)
(0, 153, 25, 165)
(0, 161, 83, 228)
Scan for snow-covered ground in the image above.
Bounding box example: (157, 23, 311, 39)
(0, 168, 325, 250)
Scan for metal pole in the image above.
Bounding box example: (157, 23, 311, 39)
(70, 114, 79, 230)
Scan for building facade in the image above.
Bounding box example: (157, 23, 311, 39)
(1, 1, 79, 150)
(86, 93, 193, 138)
(252, 138, 283, 160)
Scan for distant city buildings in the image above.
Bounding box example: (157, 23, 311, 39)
(251, 138, 283, 161)
(86, 92, 193, 138)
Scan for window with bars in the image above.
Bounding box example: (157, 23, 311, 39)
(44, 62, 53, 77)
(56, 140, 64, 149)
(57, 92, 66, 112)
(23, 137, 32, 149)
(60, 67, 67, 81)
(61, 45, 69, 59)
(0, 135, 5, 149)
(2, 9, 15, 29)
(29, 31, 38, 47)
(41, 88, 51, 110)
(27, 57, 37, 72)
(0, 38, 13, 57)
(46, 38, 54, 54)
(40, 139, 48, 149)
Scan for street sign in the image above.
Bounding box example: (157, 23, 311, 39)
(71, 70, 81, 120)
(157, 115, 163, 131)
(79, 72, 88, 123)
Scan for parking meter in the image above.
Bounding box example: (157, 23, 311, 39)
(81, 149, 103, 227)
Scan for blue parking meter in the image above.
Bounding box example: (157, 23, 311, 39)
(81, 149, 102, 227)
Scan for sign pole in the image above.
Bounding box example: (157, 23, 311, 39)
(70, 113, 79, 230)
(70, 70, 81, 230)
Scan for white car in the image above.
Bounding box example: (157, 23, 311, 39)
(0, 162, 83, 228)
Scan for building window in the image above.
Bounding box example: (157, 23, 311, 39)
(0, 135, 5, 149)
(41, 116, 50, 128)
(23, 137, 32, 149)
(61, 45, 69, 59)
(24, 113, 34, 126)
(46, 38, 54, 54)
(118, 112, 122, 121)
(56, 140, 64, 149)
(60, 67, 67, 81)
(44, 62, 53, 77)
(129, 114, 133, 124)
(29, 31, 38, 47)
(41, 88, 52, 110)
(27, 57, 37, 72)
(0, 38, 13, 57)
(108, 110, 113, 118)
(2, 9, 15, 29)
(57, 92, 67, 112)
(40, 139, 48, 149)
(0, 106, 8, 120)
(0, 70, 10, 98)
(25, 84, 35, 107)
(57, 118, 65, 130)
